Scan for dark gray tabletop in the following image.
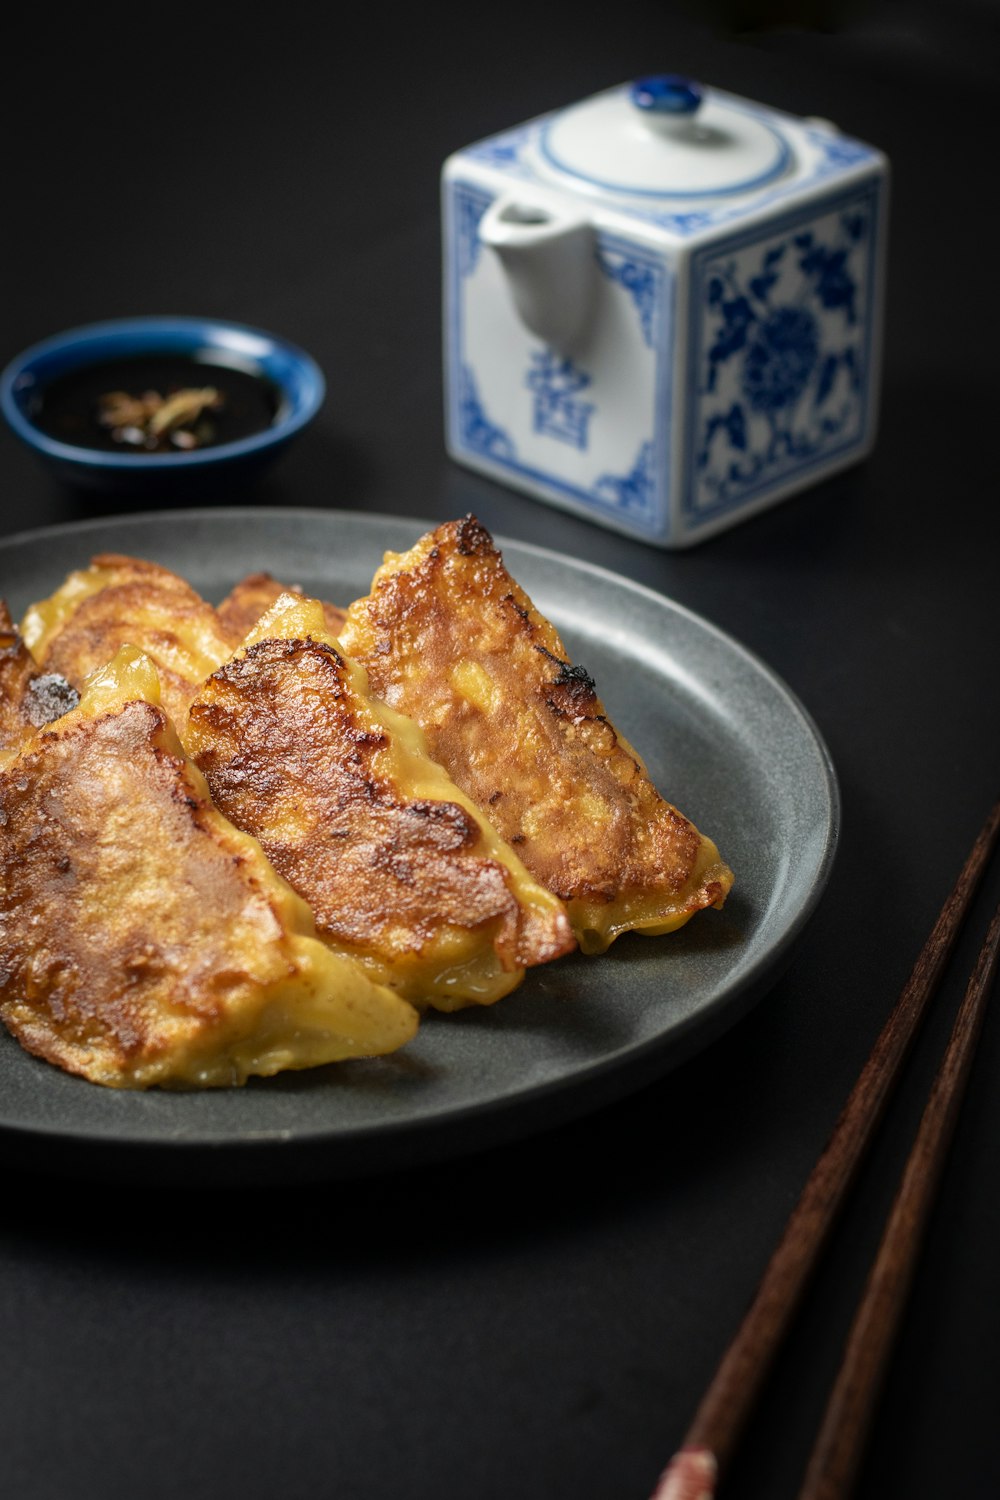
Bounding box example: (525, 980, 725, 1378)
(2, 5, 998, 1499)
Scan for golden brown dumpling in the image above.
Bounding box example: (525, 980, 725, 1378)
(339, 515, 734, 953)
(20, 553, 233, 728)
(0, 601, 79, 754)
(186, 595, 575, 1010)
(217, 572, 348, 647)
(0, 647, 418, 1087)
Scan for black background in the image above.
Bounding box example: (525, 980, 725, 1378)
(2, 3, 999, 1498)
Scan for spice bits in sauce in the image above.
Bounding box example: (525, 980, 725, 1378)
(96, 385, 223, 452)
(34, 355, 282, 454)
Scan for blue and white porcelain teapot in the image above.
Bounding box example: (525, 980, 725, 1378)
(442, 75, 888, 547)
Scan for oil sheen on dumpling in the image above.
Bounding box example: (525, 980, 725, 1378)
(216, 572, 348, 648)
(0, 646, 418, 1088)
(0, 600, 79, 754)
(20, 553, 233, 729)
(185, 595, 575, 1010)
(339, 515, 734, 953)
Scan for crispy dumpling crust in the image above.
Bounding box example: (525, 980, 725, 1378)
(21, 553, 233, 729)
(186, 598, 575, 1009)
(0, 649, 418, 1087)
(339, 515, 734, 952)
(217, 572, 347, 647)
(0, 602, 36, 751)
(0, 601, 79, 755)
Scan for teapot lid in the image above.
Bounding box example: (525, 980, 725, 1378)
(538, 76, 793, 200)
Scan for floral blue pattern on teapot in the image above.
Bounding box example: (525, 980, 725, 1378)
(442, 77, 888, 547)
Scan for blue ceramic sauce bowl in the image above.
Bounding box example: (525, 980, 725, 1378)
(0, 316, 325, 497)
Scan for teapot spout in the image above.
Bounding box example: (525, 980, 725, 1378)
(479, 196, 596, 353)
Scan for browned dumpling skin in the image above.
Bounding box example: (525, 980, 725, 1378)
(0, 603, 35, 750)
(186, 596, 575, 1010)
(216, 572, 347, 647)
(20, 553, 233, 728)
(0, 648, 418, 1088)
(0, 601, 79, 753)
(339, 515, 734, 953)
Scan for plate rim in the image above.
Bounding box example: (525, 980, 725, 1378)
(0, 506, 840, 1180)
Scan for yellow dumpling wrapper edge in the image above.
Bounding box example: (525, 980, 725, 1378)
(183, 594, 576, 1011)
(0, 645, 419, 1089)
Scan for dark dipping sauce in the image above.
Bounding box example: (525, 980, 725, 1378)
(32, 355, 284, 453)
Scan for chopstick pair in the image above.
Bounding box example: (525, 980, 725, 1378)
(651, 799, 1000, 1500)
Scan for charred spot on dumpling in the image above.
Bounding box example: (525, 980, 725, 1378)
(21, 553, 234, 728)
(185, 596, 574, 1007)
(535, 645, 600, 721)
(0, 602, 81, 749)
(0, 653, 418, 1087)
(401, 798, 479, 852)
(340, 515, 734, 951)
(23, 673, 80, 727)
(454, 514, 496, 558)
(502, 592, 533, 627)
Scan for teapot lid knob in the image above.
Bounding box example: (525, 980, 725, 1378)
(540, 76, 792, 197)
(630, 75, 703, 118)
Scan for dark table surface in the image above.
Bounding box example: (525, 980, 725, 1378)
(2, 4, 999, 1498)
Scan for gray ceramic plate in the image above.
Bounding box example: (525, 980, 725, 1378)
(0, 508, 839, 1184)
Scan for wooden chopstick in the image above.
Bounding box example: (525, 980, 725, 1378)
(651, 799, 1000, 1500)
(796, 898, 1000, 1499)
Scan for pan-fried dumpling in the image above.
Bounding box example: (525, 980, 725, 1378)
(0, 601, 79, 754)
(339, 515, 734, 953)
(217, 572, 347, 647)
(20, 553, 233, 728)
(185, 595, 575, 1010)
(0, 646, 418, 1088)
